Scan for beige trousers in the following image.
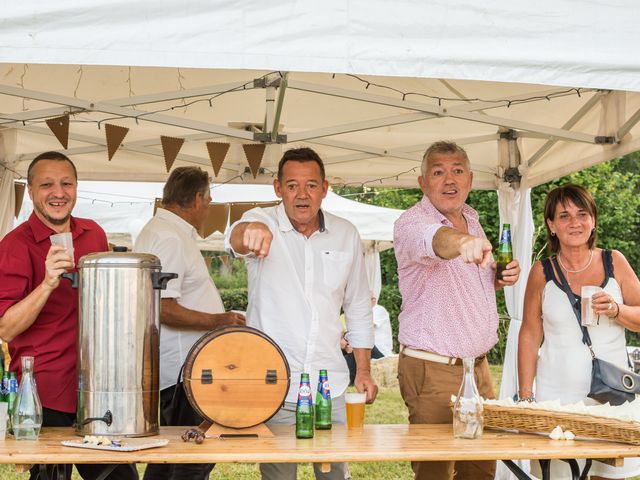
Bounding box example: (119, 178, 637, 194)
(398, 352, 497, 480)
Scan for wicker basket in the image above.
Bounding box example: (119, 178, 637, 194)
(484, 404, 640, 445)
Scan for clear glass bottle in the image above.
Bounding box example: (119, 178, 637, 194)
(452, 357, 483, 439)
(12, 356, 42, 440)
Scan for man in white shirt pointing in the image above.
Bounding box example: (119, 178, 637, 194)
(227, 147, 377, 480)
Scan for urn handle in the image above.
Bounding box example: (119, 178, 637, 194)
(152, 272, 178, 290)
(61, 272, 79, 289)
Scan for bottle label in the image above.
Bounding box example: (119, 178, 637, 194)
(298, 384, 311, 397)
(318, 380, 330, 400)
(499, 228, 512, 246)
(298, 382, 312, 407)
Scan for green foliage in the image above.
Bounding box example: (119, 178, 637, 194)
(219, 287, 248, 312)
(206, 255, 248, 290)
(530, 157, 640, 273)
(378, 283, 401, 352)
(331, 185, 423, 211)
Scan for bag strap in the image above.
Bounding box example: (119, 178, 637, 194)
(603, 249, 614, 278)
(541, 257, 555, 283)
(550, 256, 596, 355)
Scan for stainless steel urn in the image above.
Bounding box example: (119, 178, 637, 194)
(69, 248, 176, 437)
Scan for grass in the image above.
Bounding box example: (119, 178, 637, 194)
(1, 365, 637, 479)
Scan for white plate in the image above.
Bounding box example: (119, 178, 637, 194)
(61, 438, 169, 452)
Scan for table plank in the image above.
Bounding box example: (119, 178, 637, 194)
(0, 425, 638, 465)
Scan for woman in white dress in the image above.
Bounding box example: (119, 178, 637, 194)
(518, 184, 640, 480)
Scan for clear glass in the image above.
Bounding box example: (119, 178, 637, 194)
(452, 357, 483, 439)
(12, 356, 43, 440)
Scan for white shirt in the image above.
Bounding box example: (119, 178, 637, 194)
(372, 304, 393, 356)
(226, 204, 374, 403)
(134, 208, 225, 390)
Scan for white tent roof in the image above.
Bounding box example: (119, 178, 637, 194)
(1, 2, 639, 191)
(16, 182, 403, 251)
(2, 1, 639, 90)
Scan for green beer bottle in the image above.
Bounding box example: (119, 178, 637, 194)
(295, 373, 314, 439)
(315, 370, 332, 430)
(496, 224, 513, 280)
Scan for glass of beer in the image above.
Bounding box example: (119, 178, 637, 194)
(345, 392, 366, 429)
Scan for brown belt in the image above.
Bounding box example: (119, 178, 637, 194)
(400, 345, 486, 366)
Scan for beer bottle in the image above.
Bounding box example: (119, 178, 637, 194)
(315, 369, 332, 430)
(295, 373, 314, 439)
(496, 224, 513, 280)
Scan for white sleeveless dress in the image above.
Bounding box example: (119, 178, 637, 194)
(531, 261, 640, 479)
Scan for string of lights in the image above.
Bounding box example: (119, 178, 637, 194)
(0, 70, 284, 127)
(339, 73, 597, 107)
(331, 166, 420, 188)
(1, 70, 593, 128)
(4, 163, 432, 207)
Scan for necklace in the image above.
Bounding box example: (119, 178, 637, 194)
(558, 249, 594, 274)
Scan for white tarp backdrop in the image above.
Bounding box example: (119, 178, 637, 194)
(2, 4, 640, 478)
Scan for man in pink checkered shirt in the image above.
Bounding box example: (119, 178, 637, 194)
(394, 141, 521, 480)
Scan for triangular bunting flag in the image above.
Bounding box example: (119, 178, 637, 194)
(153, 198, 163, 215)
(198, 204, 230, 238)
(220, 254, 230, 267)
(105, 124, 130, 161)
(45, 115, 70, 149)
(242, 143, 266, 179)
(204, 256, 213, 269)
(160, 136, 185, 172)
(14, 182, 26, 218)
(229, 203, 258, 224)
(206, 142, 230, 177)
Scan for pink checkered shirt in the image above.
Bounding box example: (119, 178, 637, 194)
(393, 196, 498, 358)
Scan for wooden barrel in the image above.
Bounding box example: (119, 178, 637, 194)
(183, 325, 290, 429)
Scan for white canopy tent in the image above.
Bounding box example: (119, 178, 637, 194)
(2, 5, 640, 477)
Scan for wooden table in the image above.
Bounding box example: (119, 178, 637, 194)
(1, 425, 639, 479)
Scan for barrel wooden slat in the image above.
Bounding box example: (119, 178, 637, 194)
(183, 326, 290, 429)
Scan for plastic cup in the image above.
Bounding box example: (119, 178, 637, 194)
(345, 392, 366, 429)
(581, 286, 602, 326)
(0, 402, 7, 440)
(50, 232, 74, 262)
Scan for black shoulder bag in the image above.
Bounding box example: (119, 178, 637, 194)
(546, 254, 640, 405)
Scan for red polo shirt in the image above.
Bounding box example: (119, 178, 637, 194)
(0, 213, 108, 413)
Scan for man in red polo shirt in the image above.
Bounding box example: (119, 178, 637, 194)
(0, 151, 137, 480)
